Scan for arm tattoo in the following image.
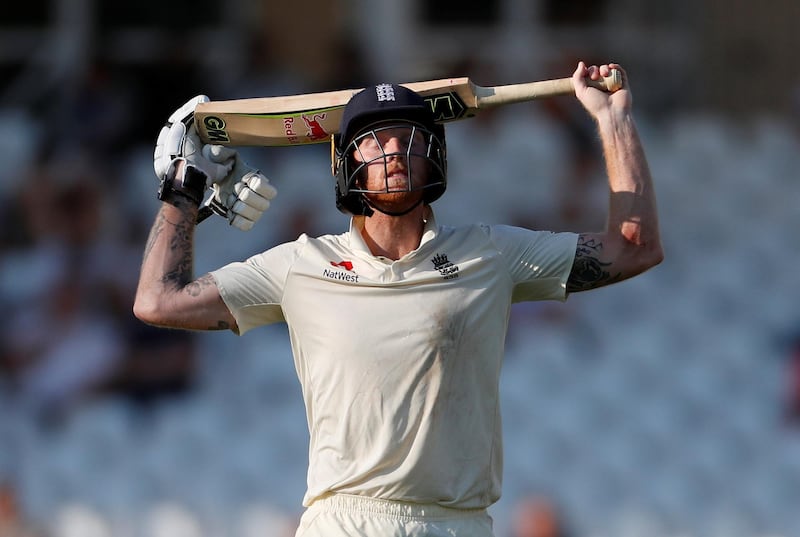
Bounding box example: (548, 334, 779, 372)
(160, 213, 195, 291)
(142, 212, 166, 263)
(566, 235, 622, 292)
(186, 273, 216, 297)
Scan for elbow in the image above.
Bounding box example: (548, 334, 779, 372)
(651, 243, 665, 268)
(614, 238, 663, 282)
(645, 238, 665, 269)
(133, 295, 168, 327)
(132, 298, 155, 325)
(632, 240, 664, 275)
(620, 223, 663, 273)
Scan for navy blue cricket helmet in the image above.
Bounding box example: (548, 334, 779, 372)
(332, 83, 447, 216)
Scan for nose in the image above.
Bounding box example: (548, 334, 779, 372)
(383, 136, 407, 156)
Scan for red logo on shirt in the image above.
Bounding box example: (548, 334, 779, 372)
(330, 261, 354, 271)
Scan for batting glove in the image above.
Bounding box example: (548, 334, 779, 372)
(153, 95, 234, 185)
(203, 147, 278, 231)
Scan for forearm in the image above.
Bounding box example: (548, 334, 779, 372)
(596, 110, 661, 253)
(134, 195, 237, 331)
(134, 200, 199, 324)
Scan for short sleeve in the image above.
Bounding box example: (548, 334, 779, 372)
(210, 239, 304, 334)
(484, 225, 578, 302)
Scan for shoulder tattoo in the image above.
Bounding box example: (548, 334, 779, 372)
(566, 235, 622, 292)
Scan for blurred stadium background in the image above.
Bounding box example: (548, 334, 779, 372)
(1, 0, 799, 536)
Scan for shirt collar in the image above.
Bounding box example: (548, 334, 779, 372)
(348, 206, 439, 256)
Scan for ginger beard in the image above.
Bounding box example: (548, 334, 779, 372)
(352, 126, 430, 216)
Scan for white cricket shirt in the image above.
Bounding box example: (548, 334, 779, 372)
(211, 212, 578, 509)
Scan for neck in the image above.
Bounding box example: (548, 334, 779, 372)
(360, 205, 429, 260)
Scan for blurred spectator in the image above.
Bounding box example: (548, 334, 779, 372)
(53, 60, 137, 157)
(0, 481, 45, 537)
(0, 155, 197, 423)
(0, 171, 122, 422)
(509, 496, 572, 537)
(0, 271, 126, 423)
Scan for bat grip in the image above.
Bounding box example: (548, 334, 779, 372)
(593, 68, 623, 92)
(537, 71, 624, 96)
(475, 68, 623, 108)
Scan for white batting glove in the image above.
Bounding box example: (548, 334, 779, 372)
(203, 147, 278, 231)
(153, 95, 234, 184)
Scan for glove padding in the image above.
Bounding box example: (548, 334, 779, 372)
(203, 147, 278, 232)
(154, 95, 233, 184)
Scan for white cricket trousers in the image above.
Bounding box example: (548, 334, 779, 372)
(295, 494, 495, 537)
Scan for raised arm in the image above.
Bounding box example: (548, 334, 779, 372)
(566, 62, 663, 293)
(133, 160, 238, 331)
(133, 96, 277, 331)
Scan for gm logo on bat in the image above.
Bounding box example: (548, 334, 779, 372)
(202, 115, 230, 144)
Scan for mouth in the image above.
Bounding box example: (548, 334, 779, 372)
(384, 172, 410, 191)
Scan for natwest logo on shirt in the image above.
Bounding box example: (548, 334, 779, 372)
(324, 260, 359, 283)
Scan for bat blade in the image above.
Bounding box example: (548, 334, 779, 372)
(195, 88, 360, 147)
(194, 71, 621, 147)
(193, 79, 475, 147)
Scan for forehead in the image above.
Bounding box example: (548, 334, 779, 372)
(355, 123, 425, 144)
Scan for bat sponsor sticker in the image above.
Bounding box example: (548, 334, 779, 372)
(302, 113, 330, 141)
(201, 116, 230, 143)
(424, 92, 467, 122)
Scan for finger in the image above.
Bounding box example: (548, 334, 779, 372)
(231, 199, 268, 220)
(204, 145, 238, 163)
(165, 121, 187, 158)
(572, 61, 588, 90)
(245, 175, 278, 200)
(237, 188, 272, 211)
(155, 125, 170, 151)
(229, 214, 256, 232)
(153, 125, 171, 174)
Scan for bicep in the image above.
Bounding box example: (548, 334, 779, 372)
(566, 233, 625, 293)
(566, 229, 663, 293)
(181, 273, 239, 331)
(139, 273, 238, 332)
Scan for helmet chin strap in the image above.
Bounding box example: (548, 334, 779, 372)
(362, 194, 425, 217)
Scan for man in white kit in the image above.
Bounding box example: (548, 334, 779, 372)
(134, 61, 663, 536)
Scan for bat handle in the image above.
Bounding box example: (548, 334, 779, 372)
(592, 68, 623, 92)
(542, 68, 625, 95)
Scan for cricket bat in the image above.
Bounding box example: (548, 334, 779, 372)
(195, 70, 622, 147)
